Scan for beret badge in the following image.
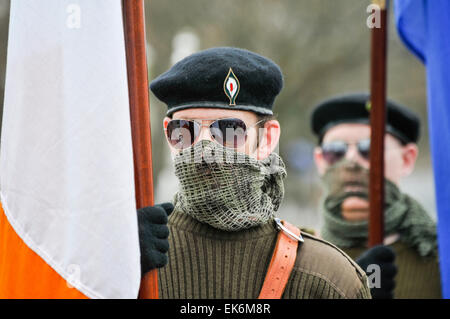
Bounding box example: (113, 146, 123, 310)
(223, 68, 240, 106)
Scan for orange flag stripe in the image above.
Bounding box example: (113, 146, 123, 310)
(0, 202, 87, 299)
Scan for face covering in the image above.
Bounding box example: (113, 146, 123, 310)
(320, 160, 437, 257)
(172, 140, 286, 232)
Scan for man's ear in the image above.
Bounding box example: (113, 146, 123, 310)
(401, 143, 419, 177)
(256, 120, 281, 160)
(314, 146, 327, 176)
(163, 117, 171, 130)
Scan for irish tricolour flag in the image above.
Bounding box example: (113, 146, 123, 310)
(0, 0, 141, 298)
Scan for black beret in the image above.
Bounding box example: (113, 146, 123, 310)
(150, 47, 283, 117)
(311, 93, 421, 144)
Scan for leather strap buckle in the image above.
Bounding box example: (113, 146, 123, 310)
(274, 218, 304, 243)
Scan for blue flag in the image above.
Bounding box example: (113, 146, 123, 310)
(395, 0, 450, 298)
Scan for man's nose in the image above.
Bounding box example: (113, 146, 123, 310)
(345, 144, 360, 161)
(345, 143, 370, 169)
(197, 125, 213, 142)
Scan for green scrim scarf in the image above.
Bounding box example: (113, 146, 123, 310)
(320, 160, 438, 257)
(172, 140, 286, 232)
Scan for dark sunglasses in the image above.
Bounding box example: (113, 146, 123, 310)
(164, 118, 265, 150)
(321, 139, 371, 165)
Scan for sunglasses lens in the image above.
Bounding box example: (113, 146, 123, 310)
(166, 120, 199, 149)
(358, 139, 371, 160)
(210, 118, 247, 148)
(322, 141, 347, 165)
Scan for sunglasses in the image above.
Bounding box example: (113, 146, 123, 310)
(164, 118, 265, 150)
(321, 139, 371, 165)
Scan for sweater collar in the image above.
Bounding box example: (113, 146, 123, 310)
(168, 209, 278, 241)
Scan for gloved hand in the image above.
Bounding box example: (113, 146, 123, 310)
(355, 245, 397, 299)
(137, 202, 174, 276)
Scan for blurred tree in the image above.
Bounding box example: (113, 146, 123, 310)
(0, 0, 10, 134)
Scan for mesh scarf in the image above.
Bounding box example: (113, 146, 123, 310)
(320, 160, 438, 257)
(172, 140, 287, 231)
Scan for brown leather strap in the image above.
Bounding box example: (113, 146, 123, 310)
(258, 220, 302, 299)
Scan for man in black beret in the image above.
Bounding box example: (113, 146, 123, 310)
(139, 47, 371, 299)
(311, 93, 441, 298)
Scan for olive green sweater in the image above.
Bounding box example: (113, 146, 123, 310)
(158, 210, 371, 299)
(344, 241, 441, 299)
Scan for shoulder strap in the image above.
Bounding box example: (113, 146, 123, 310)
(258, 219, 303, 299)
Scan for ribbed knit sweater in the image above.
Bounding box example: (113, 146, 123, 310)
(158, 210, 371, 299)
(344, 241, 441, 299)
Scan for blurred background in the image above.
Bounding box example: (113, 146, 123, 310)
(0, 0, 435, 230)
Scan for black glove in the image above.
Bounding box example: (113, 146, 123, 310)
(137, 202, 173, 276)
(355, 245, 397, 299)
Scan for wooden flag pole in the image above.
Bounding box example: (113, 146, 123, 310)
(122, 0, 158, 299)
(369, 0, 389, 247)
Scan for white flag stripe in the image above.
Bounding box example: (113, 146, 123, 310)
(1, 0, 140, 298)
